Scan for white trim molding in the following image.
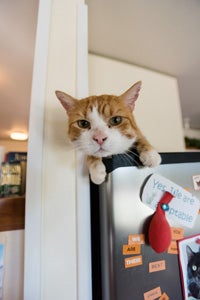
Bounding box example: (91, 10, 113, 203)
(76, 4, 92, 300)
(24, 1, 52, 299)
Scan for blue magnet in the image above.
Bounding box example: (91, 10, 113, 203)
(161, 203, 169, 211)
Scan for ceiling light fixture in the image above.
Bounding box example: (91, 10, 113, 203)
(10, 131, 28, 141)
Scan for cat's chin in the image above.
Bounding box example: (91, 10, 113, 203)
(91, 149, 112, 158)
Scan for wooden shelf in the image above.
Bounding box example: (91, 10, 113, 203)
(0, 196, 25, 231)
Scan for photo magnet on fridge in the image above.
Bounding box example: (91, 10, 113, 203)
(178, 234, 200, 300)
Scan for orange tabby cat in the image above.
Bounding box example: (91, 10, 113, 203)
(56, 81, 161, 184)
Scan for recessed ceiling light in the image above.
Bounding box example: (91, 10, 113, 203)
(10, 132, 28, 141)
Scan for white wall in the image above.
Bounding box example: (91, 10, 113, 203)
(41, 0, 78, 296)
(88, 54, 185, 152)
(184, 128, 200, 139)
(0, 140, 27, 154)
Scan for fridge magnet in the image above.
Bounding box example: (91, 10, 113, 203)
(193, 175, 200, 191)
(168, 227, 185, 255)
(178, 234, 200, 299)
(124, 255, 143, 269)
(148, 190, 173, 253)
(143, 286, 162, 300)
(141, 174, 200, 253)
(168, 240, 178, 255)
(141, 174, 200, 228)
(128, 234, 145, 245)
(149, 260, 166, 273)
(128, 233, 145, 245)
(171, 227, 184, 240)
(122, 244, 141, 255)
(159, 292, 169, 300)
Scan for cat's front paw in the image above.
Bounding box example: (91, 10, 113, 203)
(140, 149, 161, 167)
(90, 162, 106, 185)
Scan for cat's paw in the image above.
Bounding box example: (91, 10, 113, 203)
(140, 149, 161, 167)
(90, 162, 106, 185)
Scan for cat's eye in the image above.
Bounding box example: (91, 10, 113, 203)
(109, 116, 122, 126)
(77, 119, 90, 129)
(192, 265, 197, 271)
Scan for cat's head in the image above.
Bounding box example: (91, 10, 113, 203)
(186, 245, 200, 280)
(55, 81, 142, 157)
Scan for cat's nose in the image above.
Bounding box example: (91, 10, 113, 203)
(93, 134, 107, 146)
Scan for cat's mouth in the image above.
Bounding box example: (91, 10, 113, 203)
(93, 147, 110, 157)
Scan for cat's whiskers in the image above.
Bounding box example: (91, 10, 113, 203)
(119, 153, 134, 166)
(127, 147, 140, 158)
(125, 150, 141, 167)
(73, 144, 92, 154)
(118, 151, 140, 167)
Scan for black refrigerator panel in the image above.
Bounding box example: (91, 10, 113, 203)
(90, 152, 200, 300)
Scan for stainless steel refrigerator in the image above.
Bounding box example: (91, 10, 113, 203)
(90, 151, 200, 300)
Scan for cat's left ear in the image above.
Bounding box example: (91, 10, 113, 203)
(186, 245, 194, 260)
(55, 91, 76, 114)
(120, 81, 142, 111)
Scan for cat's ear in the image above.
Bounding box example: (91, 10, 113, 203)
(120, 81, 142, 111)
(186, 245, 194, 260)
(55, 91, 76, 114)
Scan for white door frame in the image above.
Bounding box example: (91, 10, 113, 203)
(24, 1, 91, 299)
(24, 0, 52, 299)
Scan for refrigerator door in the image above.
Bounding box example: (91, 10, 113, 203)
(91, 152, 200, 300)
